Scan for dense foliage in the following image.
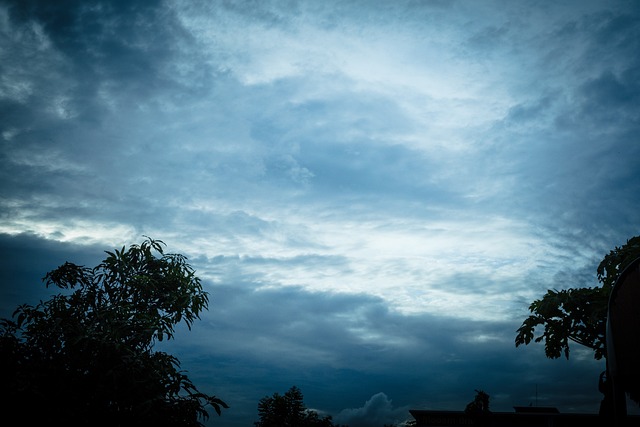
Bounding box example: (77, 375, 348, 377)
(0, 237, 227, 426)
(254, 385, 338, 427)
(464, 389, 490, 414)
(515, 235, 640, 360)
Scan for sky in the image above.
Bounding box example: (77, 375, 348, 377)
(1, 0, 639, 425)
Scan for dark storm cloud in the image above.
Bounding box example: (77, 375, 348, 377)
(0, 0, 216, 232)
(3, 0, 190, 99)
(480, 9, 640, 252)
(157, 269, 610, 425)
(0, 232, 105, 316)
(576, 69, 640, 127)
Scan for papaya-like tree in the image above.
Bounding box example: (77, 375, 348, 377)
(515, 235, 640, 361)
(0, 237, 228, 426)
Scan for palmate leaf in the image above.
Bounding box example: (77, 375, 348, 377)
(516, 235, 640, 361)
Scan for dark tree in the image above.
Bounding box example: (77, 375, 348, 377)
(464, 389, 490, 414)
(255, 385, 337, 427)
(515, 236, 640, 412)
(0, 237, 228, 426)
(515, 235, 640, 360)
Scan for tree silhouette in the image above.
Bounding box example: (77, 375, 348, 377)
(0, 237, 228, 426)
(254, 385, 337, 427)
(515, 235, 640, 361)
(464, 389, 490, 414)
(515, 235, 640, 411)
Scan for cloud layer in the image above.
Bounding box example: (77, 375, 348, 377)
(1, 0, 640, 425)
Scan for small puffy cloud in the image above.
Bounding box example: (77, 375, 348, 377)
(335, 392, 411, 427)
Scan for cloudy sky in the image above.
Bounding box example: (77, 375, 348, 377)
(1, 0, 639, 425)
